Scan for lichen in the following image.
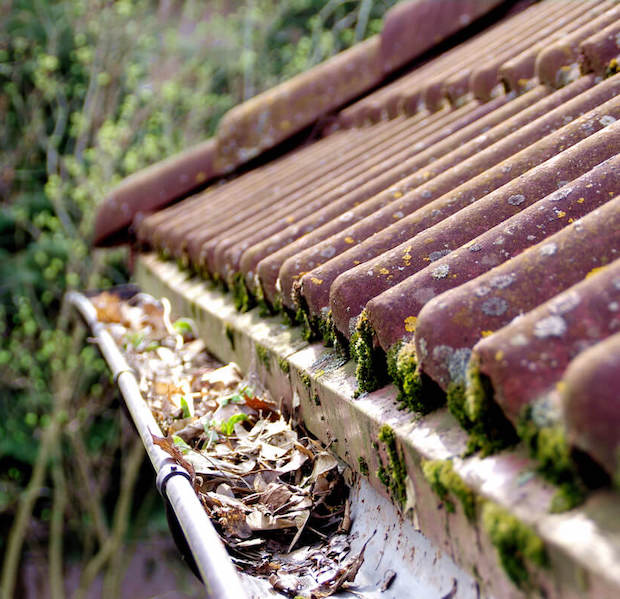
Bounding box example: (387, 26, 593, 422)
(231, 272, 255, 312)
(224, 323, 235, 350)
(376, 425, 407, 507)
(421, 459, 476, 522)
(351, 311, 387, 397)
(482, 501, 548, 589)
(517, 409, 585, 512)
(358, 456, 369, 476)
(605, 58, 619, 79)
(387, 341, 444, 414)
(255, 344, 271, 372)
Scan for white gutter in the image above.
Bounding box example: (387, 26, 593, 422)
(66, 291, 248, 599)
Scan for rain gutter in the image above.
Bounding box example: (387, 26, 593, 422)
(66, 290, 248, 599)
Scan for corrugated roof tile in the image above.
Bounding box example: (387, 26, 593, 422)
(107, 0, 620, 500)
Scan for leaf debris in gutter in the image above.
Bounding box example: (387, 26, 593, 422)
(91, 290, 370, 598)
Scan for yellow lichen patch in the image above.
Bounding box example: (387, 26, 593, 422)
(586, 265, 607, 279)
(344, 236, 354, 244)
(379, 268, 390, 275)
(577, 197, 585, 203)
(495, 350, 504, 361)
(556, 380, 566, 393)
(568, 218, 574, 223)
(279, 119, 291, 131)
(310, 277, 322, 285)
(353, 260, 360, 265)
(481, 330, 494, 338)
(286, 215, 295, 223)
(392, 191, 403, 199)
(195, 171, 207, 183)
(404, 316, 417, 332)
(556, 210, 566, 218)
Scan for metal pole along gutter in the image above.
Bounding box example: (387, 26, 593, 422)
(66, 291, 248, 599)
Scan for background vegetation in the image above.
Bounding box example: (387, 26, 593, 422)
(0, 0, 397, 596)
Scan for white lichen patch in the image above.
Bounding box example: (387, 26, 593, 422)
(429, 249, 451, 262)
(549, 289, 580, 314)
(490, 274, 515, 289)
(600, 115, 616, 127)
(510, 333, 528, 346)
(481, 297, 509, 316)
(539, 242, 558, 257)
(474, 285, 491, 297)
(431, 345, 472, 383)
(320, 246, 336, 259)
(339, 211, 354, 222)
(533, 315, 567, 338)
(507, 194, 525, 206)
(431, 264, 450, 279)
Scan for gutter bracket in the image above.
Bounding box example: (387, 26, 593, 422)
(156, 458, 193, 499)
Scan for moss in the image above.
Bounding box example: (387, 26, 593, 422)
(482, 502, 548, 589)
(300, 371, 311, 389)
(295, 306, 319, 342)
(277, 357, 290, 374)
(376, 425, 407, 506)
(388, 341, 445, 413)
(255, 344, 271, 372)
(517, 409, 585, 511)
(319, 312, 349, 356)
(254, 283, 275, 317)
(312, 393, 321, 406)
(358, 456, 369, 476)
(231, 272, 255, 312)
(450, 360, 519, 457)
(224, 323, 235, 350)
(421, 459, 476, 522)
(157, 247, 171, 261)
(351, 312, 388, 397)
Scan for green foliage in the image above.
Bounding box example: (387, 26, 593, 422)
(220, 413, 249, 436)
(0, 0, 399, 583)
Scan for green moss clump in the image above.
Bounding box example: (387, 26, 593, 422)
(312, 393, 321, 406)
(351, 312, 387, 397)
(294, 305, 319, 342)
(231, 272, 255, 312)
(376, 425, 407, 506)
(517, 409, 585, 512)
(254, 283, 275, 317)
(387, 341, 445, 413)
(482, 502, 548, 589)
(277, 357, 290, 374)
(224, 323, 235, 350)
(157, 247, 171, 261)
(447, 360, 518, 457)
(300, 371, 311, 389)
(421, 459, 476, 522)
(255, 344, 271, 372)
(358, 456, 369, 476)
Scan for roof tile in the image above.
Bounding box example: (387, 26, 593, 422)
(117, 0, 620, 491)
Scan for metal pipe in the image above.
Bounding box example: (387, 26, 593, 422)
(67, 291, 248, 599)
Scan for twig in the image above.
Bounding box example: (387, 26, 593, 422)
(49, 457, 68, 599)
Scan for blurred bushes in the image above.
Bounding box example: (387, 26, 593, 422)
(0, 0, 396, 592)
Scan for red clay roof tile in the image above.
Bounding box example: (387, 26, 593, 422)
(108, 0, 620, 488)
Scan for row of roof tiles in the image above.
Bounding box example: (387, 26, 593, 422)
(106, 0, 620, 494)
(94, 0, 510, 246)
